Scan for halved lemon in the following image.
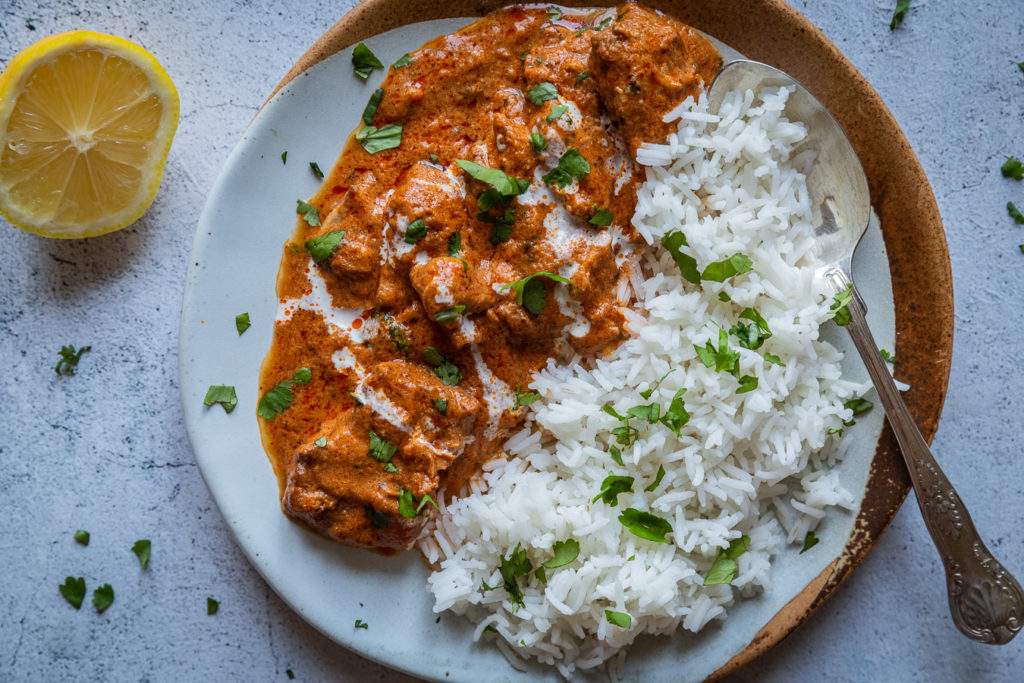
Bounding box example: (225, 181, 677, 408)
(0, 31, 179, 238)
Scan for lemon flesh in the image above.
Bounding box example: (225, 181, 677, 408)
(0, 31, 179, 238)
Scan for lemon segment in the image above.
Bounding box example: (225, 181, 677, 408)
(0, 31, 179, 238)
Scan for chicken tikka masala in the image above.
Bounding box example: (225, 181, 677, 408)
(257, 3, 721, 552)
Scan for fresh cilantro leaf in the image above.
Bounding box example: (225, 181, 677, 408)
(701, 254, 753, 282)
(368, 432, 397, 462)
(481, 580, 495, 592)
(309, 161, 324, 179)
(455, 160, 529, 198)
(575, 72, 589, 85)
(203, 385, 238, 414)
(535, 566, 547, 584)
(703, 536, 750, 585)
(481, 208, 516, 244)
(639, 369, 674, 400)
(362, 88, 384, 124)
(398, 489, 418, 518)
(1009, 201, 1024, 224)
(351, 43, 383, 79)
(1002, 156, 1024, 180)
(609, 445, 624, 466)
(499, 271, 573, 316)
(529, 132, 548, 153)
(59, 576, 86, 609)
(447, 231, 461, 257)
(626, 403, 660, 423)
(593, 475, 634, 506)
(356, 123, 403, 154)
(890, 0, 910, 30)
(93, 584, 114, 613)
(605, 610, 631, 628)
(74, 529, 90, 545)
(434, 306, 465, 324)
(314, 435, 327, 448)
(827, 427, 844, 437)
(404, 217, 428, 244)
(830, 284, 853, 326)
(392, 54, 413, 68)
(292, 367, 312, 385)
(718, 291, 732, 302)
(286, 670, 295, 680)
(694, 328, 740, 377)
(801, 531, 820, 553)
(880, 348, 896, 363)
(660, 388, 689, 435)
(482, 624, 498, 633)
(661, 231, 700, 285)
(603, 404, 627, 420)
(499, 544, 533, 611)
(644, 465, 666, 492)
(542, 148, 589, 188)
(595, 15, 613, 31)
(542, 539, 579, 569)
(617, 508, 673, 543)
(423, 347, 461, 385)
(611, 423, 639, 447)
(258, 379, 295, 420)
(207, 597, 219, 615)
(281, 151, 287, 164)
(366, 508, 389, 529)
(429, 152, 439, 163)
(382, 462, 398, 473)
(432, 398, 448, 415)
(844, 398, 873, 416)
(589, 208, 613, 226)
(235, 312, 251, 335)
(132, 539, 151, 570)
(546, 104, 569, 123)
(546, 6, 563, 21)
(764, 353, 786, 367)
(738, 308, 771, 341)
(354, 619, 369, 629)
(527, 81, 559, 105)
(416, 493, 440, 514)
(516, 389, 541, 407)
(55, 345, 90, 375)
(304, 229, 345, 263)
(736, 375, 759, 394)
(295, 199, 321, 227)
(1019, 62, 1024, 74)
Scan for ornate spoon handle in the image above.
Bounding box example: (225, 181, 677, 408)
(839, 276, 1024, 644)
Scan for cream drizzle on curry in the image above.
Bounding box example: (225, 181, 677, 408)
(258, 3, 721, 552)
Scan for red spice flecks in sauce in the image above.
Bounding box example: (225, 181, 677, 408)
(257, 3, 721, 553)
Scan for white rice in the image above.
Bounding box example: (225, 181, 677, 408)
(420, 86, 868, 678)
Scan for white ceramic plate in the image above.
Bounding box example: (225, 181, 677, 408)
(179, 17, 895, 682)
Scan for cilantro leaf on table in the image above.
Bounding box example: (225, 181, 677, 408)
(55, 345, 90, 375)
(59, 576, 86, 609)
(93, 584, 114, 613)
(132, 539, 151, 570)
(203, 385, 238, 413)
(351, 43, 383, 80)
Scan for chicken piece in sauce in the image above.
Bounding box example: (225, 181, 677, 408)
(258, 3, 721, 552)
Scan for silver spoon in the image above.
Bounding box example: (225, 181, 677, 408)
(707, 59, 1023, 644)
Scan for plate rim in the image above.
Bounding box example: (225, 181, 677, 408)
(229, 0, 953, 677)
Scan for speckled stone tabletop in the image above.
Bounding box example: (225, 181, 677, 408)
(1, 1, 1023, 681)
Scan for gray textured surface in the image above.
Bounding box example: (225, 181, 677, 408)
(1, 1, 1022, 681)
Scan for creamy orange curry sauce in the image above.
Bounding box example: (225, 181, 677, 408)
(258, 3, 721, 552)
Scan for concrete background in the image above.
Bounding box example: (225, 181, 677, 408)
(1, 0, 1022, 680)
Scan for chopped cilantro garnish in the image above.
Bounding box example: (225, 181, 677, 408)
(281, 151, 287, 164)
(827, 427, 844, 437)
(404, 218, 429, 244)
(529, 132, 547, 153)
(362, 88, 383, 125)
(605, 610, 631, 628)
(542, 539, 579, 569)
(429, 152, 439, 163)
(1002, 156, 1024, 180)
(382, 462, 398, 473)
(432, 398, 448, 415)
(203, 385, 238, 414)
(880, 348, 896, 362)
(295, 199, 321, 227)
(661, 231, 700, 285)
(304, 229, 345, 263)
(701, 254, 753, 282)
(694, 328, 740, 376)
(314, 436, 327, 448)
(206, 597, 219, 615)
(542, 148, 589, 187)
(499, 544, 533, 611)
(589, 208, 613, 226)
(366, 507, 389, 529)
(545, 104, 568, 123)
(764, 353, 786, 367)
(593, 474, 634, 506)
(890, 0, 910, 30)
(132, 539, 151, 570)
(368, 432, 397, 462)
(736, 375, 759, 394)
(595, 15, 613, 31)
(609, 444, 624, 466)
(480, 208, 516, 244)
(392, 54, 413, 68)
(730, 308, 772, 349)
(447, 231, 461, 257)
(644, 465, 666, 492)
(388, 323, 407, 351)
(356, 123, 403, 154)
(309, 161, 324, 179)
(618, 508, 672, 543)
(351, 43, 383, 79)
(74, 530, 90, 545)
(456, 160, 529, 198)
(55, 345, 90, 375)
(398, 490, 418, 518)
(527, 82, 559, 105)
(660, 388, 689, 435)
(293, 367, 311, 384)
(718, 291, 732, 302)
(434, 305, 466, 324)
(59, 576, 86, 609)
(626, 403, 660, 423)
(235, 312, 251, 335)
(286, 670, 295, 680)
(93, 584, 114, 613)
(639, 370, 673, 400)
(574, 72, 589, 85)
(354, 619, 369, 629)
(423, 346, 461, 385)
(704, 536, 750, 585)
(844, 398, 873, 416)
(500, 271, 574, 316)
(830, 284, 854, 326)
(546, 6, 563, 21)
(801, 531, 820, 553)
(515, 389, 541, 407)
(259, 369, 310, 420)
(1009, 201, 1024, 224)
